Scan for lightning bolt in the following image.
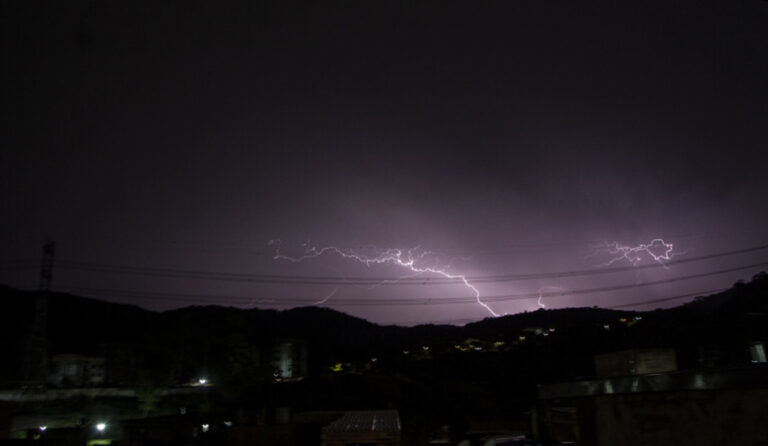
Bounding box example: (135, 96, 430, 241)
(536, 285, 564, 309)
(313, 288, 338, 306)
(590, 238, 682, 267)
(269, 240, 500, 317)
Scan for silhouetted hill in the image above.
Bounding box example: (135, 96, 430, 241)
(464, 307, 636, 335)
(2, 272, 767, 388)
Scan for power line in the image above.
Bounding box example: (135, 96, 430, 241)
(376, 317, 483, 326)
(52, 243, 768, 285)
(606, 288, 727, 309)
(24, 230, 732, 258)
(483, 261, 767, 303)
(379, 288, 728, 325)
(55, 260, 768, 307)
(55, 285, 731, 327)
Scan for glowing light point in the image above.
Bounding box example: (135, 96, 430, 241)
(39, 426, 47, 432)
(198, 378, 207, 385)
(95, 423, 107, 432)
(202, 424, 210, 433)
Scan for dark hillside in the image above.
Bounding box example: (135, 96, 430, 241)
(2, 273, 766, 388)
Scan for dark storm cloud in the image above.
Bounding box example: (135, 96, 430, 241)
(2, 0, 767, 323)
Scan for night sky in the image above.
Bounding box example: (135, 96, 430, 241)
(2, 1, 767, 325)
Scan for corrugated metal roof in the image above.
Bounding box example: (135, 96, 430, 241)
(322, 410, 401, 433)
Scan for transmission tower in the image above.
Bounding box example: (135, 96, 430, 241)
(21, 238, 55, 386)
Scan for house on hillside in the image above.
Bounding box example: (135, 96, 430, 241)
(47, 354, 105, 387)
(270, 339, 307, 381)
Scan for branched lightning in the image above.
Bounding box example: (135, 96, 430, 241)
(269, 240, 499, 317)
(590, 238, 682, 267)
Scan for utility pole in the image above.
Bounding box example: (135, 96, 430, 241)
(21, 238, 55, 386)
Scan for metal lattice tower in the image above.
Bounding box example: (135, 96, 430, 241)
(21, 238, 55, 385)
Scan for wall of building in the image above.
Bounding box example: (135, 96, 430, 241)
(593, 388, 768, 446)
(47, 355, 105, 387)
(270, 340, 307, 381)
(594, 349, 677, 378)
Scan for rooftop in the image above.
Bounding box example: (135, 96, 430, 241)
(322, 410, 401, 434)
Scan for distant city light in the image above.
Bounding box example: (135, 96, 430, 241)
(201, 424, 210, 433)
(224, 421, 233, 427)
(198, 378, 207, 385)
(39, 426, 47, 431)
(95, 423, 107, 432)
